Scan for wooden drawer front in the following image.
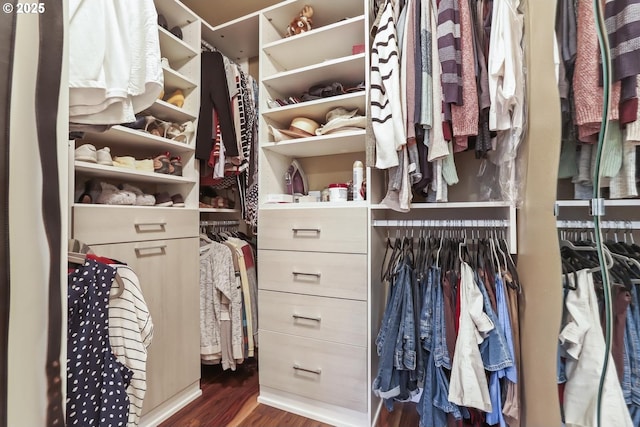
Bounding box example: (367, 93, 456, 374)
(259, 330, 367, 412)
(258, 208, 367, 253)
(73, 205, 198, 244)
(258, 250, 367, 300)
(259, 290, 367, 346)
(90, 238, 201, 413)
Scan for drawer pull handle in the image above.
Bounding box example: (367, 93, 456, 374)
(135, 222, 167, 232)
(134, 245, 167, 257)
(293, 364, 322, 375)
(292, 271, 321, 279)
(292, 314, 321, 322)
(292, 228, 321, 234)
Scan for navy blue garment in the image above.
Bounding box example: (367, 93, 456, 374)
(67, 259, 132, 427)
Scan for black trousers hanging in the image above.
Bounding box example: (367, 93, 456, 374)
(196, 51, 240, 160)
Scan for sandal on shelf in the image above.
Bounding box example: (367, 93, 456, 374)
(143, 116, 165, 137)
(171, 121, 195, 145)
(77, 179, 102, 204)
(163, 122, 184, 139)
(153, 152, 174, 174)
(164, 89, 185, 108)
(170, 156, 182, 176)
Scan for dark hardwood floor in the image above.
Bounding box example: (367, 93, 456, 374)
(159, 358, 419, 427)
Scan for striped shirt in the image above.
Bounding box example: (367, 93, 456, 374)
(109, 265, 154, 427)
(371, 0, 406, 169)
(605, 0, 640, 82)
(437, 0, 463, 105)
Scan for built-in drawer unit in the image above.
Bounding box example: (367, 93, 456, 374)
(259, 290, 367, 346)
(259, 330, 368, 412)
(72, 205, 199, 244)
(258, 207, 367, 253)
(258, 250, 367, 300)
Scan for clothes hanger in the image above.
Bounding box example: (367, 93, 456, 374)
(68, 251, 125, 299)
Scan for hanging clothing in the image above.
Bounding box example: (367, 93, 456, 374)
(371, 0, 405, 169)
(559, 270, 633, 427)
(197, 51, 240, 160)
(448, 262, 494, 412)
(67, 259, 132, 426)
(108, 265, 154, 426)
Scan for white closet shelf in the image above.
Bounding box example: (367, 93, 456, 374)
(155, 0, 199, 28)
(201, 13, 260, 60)
(75, 161, 197, 184)
(262, 130, 365, 157)
(262, 92, 366, 123)
(259, 201, 368, 210)
(262, 16, 365, 71)
(149, 99, 198, 122)
(163, 66, 198, 92)
(83, 126, 195, 154)
(262, 0, 364, 44)
(262, 53, 366, 97)
(159, 26, 199, 62)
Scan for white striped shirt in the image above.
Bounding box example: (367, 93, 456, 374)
(109, 265, 154, 426)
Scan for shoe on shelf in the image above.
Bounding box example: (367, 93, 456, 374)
(158, 14, 168, 30)
(97, 182, 136, 205)
(77, 179, 102, 204)
(158, 88, 165, 100)
(96, 147, 113, 166)
(171, 121, 195, 145)
(121, 115, 146, 130)
(74, 144, 97, 163)
(113, 156, 136, 169)
(161, 57, 170, 69)
(135, 159, 154, 172)
(170, 156, 182, 176)
(171, 193, 185, 207)
(153, 152, 174, 174)
(154, 192, 173, 207)
(119, 184, 156, 206)
(143, 115, 166, 137)
(163, 122, 184, 139)
(169, 25, 183, 40)
(164, 89, 184, 108)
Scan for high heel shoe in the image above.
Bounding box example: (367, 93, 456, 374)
(171, 121, 195, 145)
(143, 116, 165, 137)
(164, 89, 185, 108)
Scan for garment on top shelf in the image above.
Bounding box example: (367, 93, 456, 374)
(69, 0, 163, 126)
(67, 259, 132, 427)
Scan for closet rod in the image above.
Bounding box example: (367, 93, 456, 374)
(372, 219, 510, 228)
(556, 220, 640, 230)
(200, 220, 240, 227)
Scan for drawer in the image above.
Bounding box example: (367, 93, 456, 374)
(259, 290, 367, 346)
(258, 250, 367, 300)
(259, 330, 367, 412)
(258, 207, 367, 253)
(72, 205, 198, 244)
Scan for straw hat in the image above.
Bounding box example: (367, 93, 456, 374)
(269, 117, 320, 142)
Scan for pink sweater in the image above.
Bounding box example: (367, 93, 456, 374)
(451, 0, 479, 152)
(573, 0, 620, 141)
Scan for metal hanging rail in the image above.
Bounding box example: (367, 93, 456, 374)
(372, 219, 511, 228)
(199, 220, 240, 227)
(556, 220, 640, 230)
